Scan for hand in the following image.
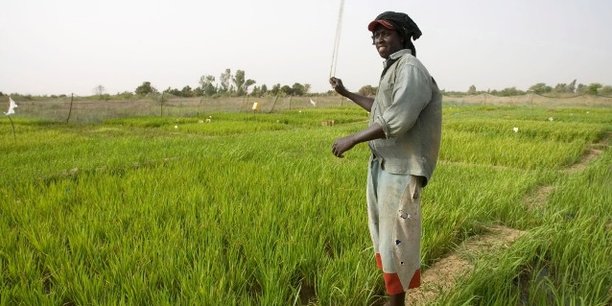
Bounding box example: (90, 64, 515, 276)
(332, 135, 356, 158)
(329, 77, 348, 96)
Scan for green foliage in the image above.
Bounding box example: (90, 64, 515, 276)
(467, 84, 477, 94)
(135, 81, 157, 96)
(116, 91, 134, 100)
(438, 150, 611, 305)
(490, 87, 525, 96)
(291, 83, 305, 96)
(0, 104, 609, 304)
(358, 85, 377, 96)
(219, 69, 231, 94)
(199, 75, 217, 97)
(586, 83, 603, 95)
(270, 84, 281, 96)
(280, 85, 292, 96)
(233, 69, 246, 96)
(599, 85, 612, 96)
(528, 83, 552, 94)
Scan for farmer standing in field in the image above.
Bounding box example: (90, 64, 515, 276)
(329, 11, 441, 306)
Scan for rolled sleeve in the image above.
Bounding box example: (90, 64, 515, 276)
(375, 63, 432, 138)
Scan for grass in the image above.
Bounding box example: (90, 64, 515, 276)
(0, 103, 610, 305)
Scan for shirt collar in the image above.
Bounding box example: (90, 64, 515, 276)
(385, 49, 412, 66)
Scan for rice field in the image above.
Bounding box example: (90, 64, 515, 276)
(0, 102, 610, 305)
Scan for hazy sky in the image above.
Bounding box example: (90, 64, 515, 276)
(1, 0, 611, 96)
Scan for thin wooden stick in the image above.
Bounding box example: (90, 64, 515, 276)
(329, 0, 345, 78)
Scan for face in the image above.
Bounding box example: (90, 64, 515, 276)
(371, 26, 404, 59)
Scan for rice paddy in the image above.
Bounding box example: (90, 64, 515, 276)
(1, 102, 610, 305)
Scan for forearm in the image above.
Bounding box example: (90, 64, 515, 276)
(332, 123, 385, 158)
(343, 91, 375, 112)
(350, 123, 386, 143)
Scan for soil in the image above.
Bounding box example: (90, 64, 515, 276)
(405, 133, 609, 305)
(406, 226, 525, 306)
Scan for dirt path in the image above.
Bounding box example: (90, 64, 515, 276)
(406, 133, 609, 305)
(406, 226, 525, 305)
(565, 132, 609, 173)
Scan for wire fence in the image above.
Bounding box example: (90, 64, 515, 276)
(443, 93, 612, 107)
(0, 95, 351, 123)
(1, 93, 611, 123)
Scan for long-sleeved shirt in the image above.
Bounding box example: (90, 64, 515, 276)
(368, 49, 442, 186)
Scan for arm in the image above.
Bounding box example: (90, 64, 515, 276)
(332, 123, 385, 158)
(375, 63, 432, 138)
(329, 77, 375, 112)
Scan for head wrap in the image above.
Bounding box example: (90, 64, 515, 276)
(368, 11, 421, 56)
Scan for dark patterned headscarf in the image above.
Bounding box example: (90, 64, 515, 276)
(367, 11, 422, 57)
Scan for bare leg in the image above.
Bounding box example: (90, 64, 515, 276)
(388, 292, 405, 306)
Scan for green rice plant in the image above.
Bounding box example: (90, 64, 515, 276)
(440, 130, 586, 169)
(1, 104, 609, 304)
(434, 150, 611, 305)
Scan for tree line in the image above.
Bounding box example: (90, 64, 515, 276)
(443, 80, 612, 97)
(2, 77, 610, 100)
(134, 69, 311, 98)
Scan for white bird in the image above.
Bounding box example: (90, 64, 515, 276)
(513, 127, 519, 133)
(548, 117, 554, 121)
(309, 98, 317, 107)
(4, 97, 18, 115)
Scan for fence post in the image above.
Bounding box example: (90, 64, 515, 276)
(66, 93, 74, 123)
(160, 93, 164, 117)
(268, 95, 279, 113)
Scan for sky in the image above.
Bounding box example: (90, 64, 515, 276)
(1, 0, 611, 96)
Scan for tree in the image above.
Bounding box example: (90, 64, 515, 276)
(135, 81, 157, 95)
(233, 70, 246, 96)
(304, 84, 311, 94)
(585, 83, 602, 95)
(467, 85, 477, 95)
(553, 83, 569, 93)
(181, 86, 193, 97)
(291, 83, 306, 96)
(270, 83, 281, 96)
(251, 86, 261, 97)
(219, 69, 231, 94)
(244, 79, 256, 94)
(117, 91, 134, 99)
(281, 85, 293, 96)
(261, 84, 268, 96)
(193, 87, 204, 97)
(199, 75, 217, 96)
(358, 85, 377, 96)
(497, 87, 524, 96)
(231, 70, 256, 96)
(599, 85, 612, 96)
(93, 85, 105, 96)
(528, 83, 552, 94)
(567, 79, 577, 93)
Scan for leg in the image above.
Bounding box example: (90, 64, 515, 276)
(377, 173, 421, 300)
(389, 292, 405, 306)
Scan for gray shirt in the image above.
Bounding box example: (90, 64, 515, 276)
(368, 49, 442, 186)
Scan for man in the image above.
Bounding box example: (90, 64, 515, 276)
(329, 11, 441, 306)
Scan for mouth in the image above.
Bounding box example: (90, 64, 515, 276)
(376, 44, 389, 54)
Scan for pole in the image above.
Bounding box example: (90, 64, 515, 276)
(160, 93, 164, 117)
(8, 116, 16, 142)
(66, 93, 74, 123)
